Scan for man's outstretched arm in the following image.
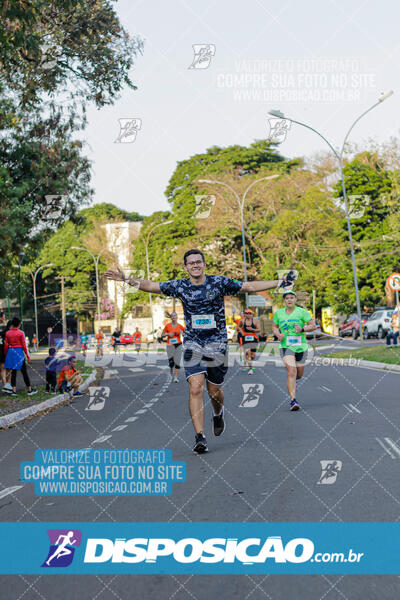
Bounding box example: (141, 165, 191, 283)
(105, 267, 161, 293)
(240, 280, 281, 293)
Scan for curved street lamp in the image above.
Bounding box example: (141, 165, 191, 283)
(269, 91, 394, 341)
(198, 174, 280, 306)
(31, 263, 53, 346)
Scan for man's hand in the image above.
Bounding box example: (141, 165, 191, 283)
(105, 266, 126, 282)
(276, 332, 284, 341)
(294, 325, 303, 333)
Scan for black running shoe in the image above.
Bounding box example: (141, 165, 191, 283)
(280, 270, 297, 289)
(193, 433, 208, 454)
(213, 407, 225, 437)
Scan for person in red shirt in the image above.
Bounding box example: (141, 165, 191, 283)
(3, 317, 37, 396)
(58, 356, 83, 396)
(133, 328, 142, 354)
(162, 312, 185, 382)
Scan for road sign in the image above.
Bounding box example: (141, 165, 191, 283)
(47, 327, 53, 334)
(387, 273, 400, 292)
(248, 295, 266, 307)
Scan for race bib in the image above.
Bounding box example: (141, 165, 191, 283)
(244, 335, 255, 342)
(192, 314, 216, 329)
(169, 337, 179, 344)
(286, 335, 302, 346)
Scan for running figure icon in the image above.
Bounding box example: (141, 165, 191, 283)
(45, 531, 77, 566)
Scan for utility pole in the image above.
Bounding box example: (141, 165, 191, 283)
(56, 276, 67, 344)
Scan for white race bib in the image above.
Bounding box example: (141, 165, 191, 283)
(286, 335, 302, 346)
(169, 337, 179, 344)
(244, 335, 255, 342)
(192, 314, 216, 330)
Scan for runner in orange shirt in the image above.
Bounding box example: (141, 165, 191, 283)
(162, 312, 185, 382)
(95, 329, 104, 360)
(133, 327, 142, 353)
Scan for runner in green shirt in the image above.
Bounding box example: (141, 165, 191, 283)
(272, 290, 316, 411)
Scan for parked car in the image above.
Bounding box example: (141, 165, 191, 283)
(339, 313, 370, 339)
(364, 309, 393, 339)
(120, 333, 133, 345)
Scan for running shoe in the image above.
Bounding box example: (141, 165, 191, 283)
(3, 384, 13, 394)
(193, 433, 208, 453)
(213, 407, 225, 437)
(27, 389, 38, 396)
(290, 399, 300, 411)
(173, 377, 179, 383)
(279, 270, 297, 290)
(248, 368, 254, 375)
(73, 391, 83, 397)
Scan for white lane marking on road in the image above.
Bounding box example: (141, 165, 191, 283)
(125, 417, 138, 422)
(318, 385, 332, 392)
(112, 425, 128, 432)
(384, 438, 400, 458)
(135, 409, 147, 414)
(93, 435, 112, 444)
(129, 368, 145, 372)
(376, 437, 397, 459)
(104, 369, 118, 379)
(348, 404, 361, 414)
(143, 403, 155, 408)
(0, 486, 23, 499)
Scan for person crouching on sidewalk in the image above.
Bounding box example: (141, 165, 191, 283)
(58, 356, 83, 397)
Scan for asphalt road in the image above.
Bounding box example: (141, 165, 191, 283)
(0, 348, 399, 599)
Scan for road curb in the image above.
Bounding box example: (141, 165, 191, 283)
(0, 372, 97, 430)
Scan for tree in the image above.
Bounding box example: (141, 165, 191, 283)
(0, 0, 143, 279)
(27, 204, 143, 321)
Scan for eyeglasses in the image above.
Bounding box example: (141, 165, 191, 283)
(186, 260, 203, 267)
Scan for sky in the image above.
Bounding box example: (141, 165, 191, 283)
(84, 0, 400, 216)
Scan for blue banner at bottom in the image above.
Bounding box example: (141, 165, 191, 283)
(0, 522, 398, 574)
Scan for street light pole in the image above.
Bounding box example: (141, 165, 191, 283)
(31, 264, 53, 348)
(269, 91, 393, 342)
(199, 174, 279, 307)
(17, 251, 26, 326)
(144, 220, 173, 339)
(71, 247, 107, 331)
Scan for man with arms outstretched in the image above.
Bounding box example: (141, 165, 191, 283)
(106, 249, 292, 454)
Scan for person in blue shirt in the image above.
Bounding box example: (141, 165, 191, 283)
(80, 331, 88, 358)
(106, 249, 293, 454)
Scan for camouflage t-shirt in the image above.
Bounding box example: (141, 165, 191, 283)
(159, 275, 242, 352)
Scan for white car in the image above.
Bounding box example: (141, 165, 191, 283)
(364, 309, 393, 339)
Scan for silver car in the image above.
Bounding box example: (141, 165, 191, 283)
(364, 309, 393, 339)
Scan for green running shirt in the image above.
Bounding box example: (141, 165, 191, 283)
(273, 306, 312, 352)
